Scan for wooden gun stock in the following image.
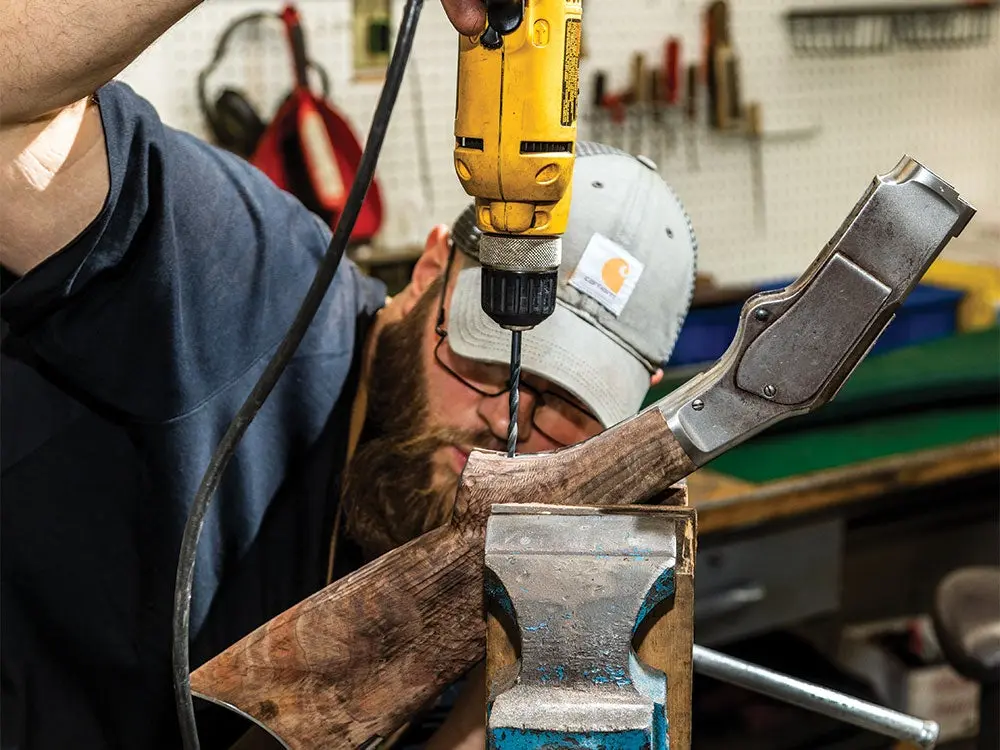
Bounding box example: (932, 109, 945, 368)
(191, 410, 694, 747)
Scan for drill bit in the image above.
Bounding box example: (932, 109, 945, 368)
(508, 331, 521, 457)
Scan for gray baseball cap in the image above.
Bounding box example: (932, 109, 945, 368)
(447, 142, 698, 428)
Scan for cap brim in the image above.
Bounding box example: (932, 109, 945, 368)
(448, 267, 650, 428)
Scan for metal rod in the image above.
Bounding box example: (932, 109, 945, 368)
(692, 645, 939, 749)
(507, 330, 521, 457)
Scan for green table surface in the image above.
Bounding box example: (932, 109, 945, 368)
(642, 328, 1000, 484)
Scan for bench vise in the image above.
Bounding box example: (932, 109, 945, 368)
(484, 504, 683, 749)
(484, 504, 941, 750)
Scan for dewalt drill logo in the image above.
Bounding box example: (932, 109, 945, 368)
(561, 18, 581, 127)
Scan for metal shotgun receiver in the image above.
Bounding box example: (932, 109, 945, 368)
(189, 156, 974, 749)
(658, 154, 974, 469)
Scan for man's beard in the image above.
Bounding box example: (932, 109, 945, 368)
(341, 277, 494, 560)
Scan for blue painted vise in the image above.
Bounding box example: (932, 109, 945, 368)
(484, 504, 678, 750)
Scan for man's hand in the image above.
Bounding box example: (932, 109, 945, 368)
(441, 0, 486, 35)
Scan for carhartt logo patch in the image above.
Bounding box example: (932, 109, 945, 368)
(569, 233, 644, 316)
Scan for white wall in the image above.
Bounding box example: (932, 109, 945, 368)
(118, 0, 1000, 285)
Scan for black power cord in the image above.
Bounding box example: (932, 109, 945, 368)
(172, 0, 426, 746)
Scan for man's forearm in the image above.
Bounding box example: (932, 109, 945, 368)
(1, 0, 202, 123)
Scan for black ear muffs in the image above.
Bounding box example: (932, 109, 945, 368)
(197, 12, 272, 158)
(211, 88, 267, 158)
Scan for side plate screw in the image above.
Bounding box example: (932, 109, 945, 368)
(692, 399, 705, 411)
(763, 384, 776, 399)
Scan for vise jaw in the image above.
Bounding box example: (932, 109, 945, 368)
(484, 504, 679, 750)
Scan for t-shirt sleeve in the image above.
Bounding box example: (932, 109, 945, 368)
(0, 81, 385, 423)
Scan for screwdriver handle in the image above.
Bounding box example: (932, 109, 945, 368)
(593, 70, 607, 108)
(649, 69, 662, 108)
(747, 101, 762, 137)
(630, 52, 646, 102)
(685, 63, 698, 122)
(664, 37, 681, 105)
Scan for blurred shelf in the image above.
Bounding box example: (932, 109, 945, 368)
(785, 2, 998, 55)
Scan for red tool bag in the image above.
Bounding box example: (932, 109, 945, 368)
(251, 4, 383, 243)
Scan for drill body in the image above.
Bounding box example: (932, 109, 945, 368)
(454, 0, 582, 331)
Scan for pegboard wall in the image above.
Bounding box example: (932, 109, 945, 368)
(117, 0, 1000, 286)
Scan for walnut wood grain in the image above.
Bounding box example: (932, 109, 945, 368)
(191, 525, 485, 749)
(453, 408, 697, 532)
(191, 407, 699, 747)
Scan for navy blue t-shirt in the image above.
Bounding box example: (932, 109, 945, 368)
(1, 82, 386, 749)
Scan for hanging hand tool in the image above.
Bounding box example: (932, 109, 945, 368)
(190, 155, 974, 749)
(452, 0, 583, 456)
(629, 52, 647, 156)
(704, 0, 721, 128)
(664, 37, 681, 105)
(648, 67, 664, 165)
(705, 0, 742, 130)
(662, 36, 681, 156)
(592, 70, 607, 143)
(747, 100, 764, 231)
(684, 63, 700, 170)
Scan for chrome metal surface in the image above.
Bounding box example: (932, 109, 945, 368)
(693, 645, 940, 748)
(485, 504, 677, 746)
(657, 155, 975, 466)
(479, 234, 562, 270)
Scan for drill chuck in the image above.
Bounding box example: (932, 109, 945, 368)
(479, 234, 561, 330)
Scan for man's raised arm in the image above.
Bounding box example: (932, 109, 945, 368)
(0, 0, 203, 275)
(0, 0, 486, 276)
(1, 0, 203, 124)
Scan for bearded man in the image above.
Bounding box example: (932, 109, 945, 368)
(0, 3, 697, 747)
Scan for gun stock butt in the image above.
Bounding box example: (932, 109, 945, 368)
(191, 524, 483, 749)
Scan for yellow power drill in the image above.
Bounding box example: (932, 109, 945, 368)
(454, 0, 583, 456)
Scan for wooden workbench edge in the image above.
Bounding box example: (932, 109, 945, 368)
(695, 436, 999, 535)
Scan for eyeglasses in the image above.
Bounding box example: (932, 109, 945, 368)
(432, 243, 603, 447)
